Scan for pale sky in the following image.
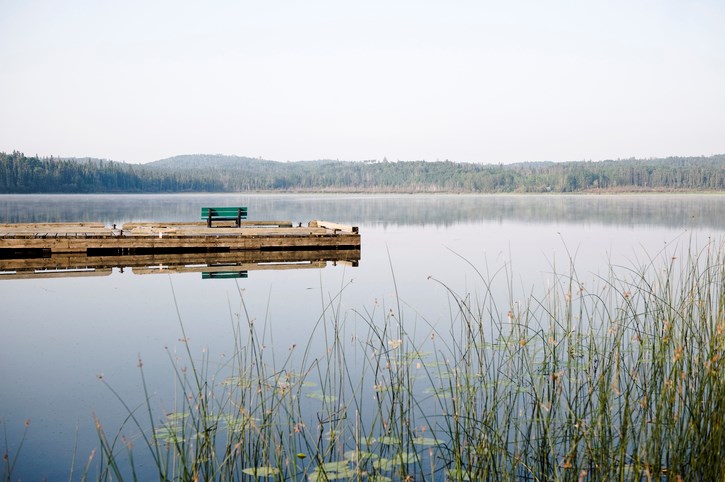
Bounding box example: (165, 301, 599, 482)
(1, 1, 724, 164)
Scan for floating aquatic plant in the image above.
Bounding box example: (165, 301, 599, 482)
(241, 465, 280, 477)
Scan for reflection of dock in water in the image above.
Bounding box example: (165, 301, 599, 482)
(0, 248, 360, 280)
(0, 219, 360, 279)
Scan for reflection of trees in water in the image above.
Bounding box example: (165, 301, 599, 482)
(0, 194, 723, 230)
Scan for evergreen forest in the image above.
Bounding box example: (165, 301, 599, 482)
(1, 151, 723, 194)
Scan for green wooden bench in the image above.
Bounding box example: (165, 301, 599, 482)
(201, 207, 248, 227)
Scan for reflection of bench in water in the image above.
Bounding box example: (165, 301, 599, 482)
(202, 271, 248, 279)
(201, 207, 248, 227)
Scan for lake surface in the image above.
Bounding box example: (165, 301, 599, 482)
(1, 193, 723, 479)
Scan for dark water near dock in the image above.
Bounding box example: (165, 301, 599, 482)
(0, 193, 723, 479)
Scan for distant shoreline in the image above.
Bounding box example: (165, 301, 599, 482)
(2, 151, 723, 194)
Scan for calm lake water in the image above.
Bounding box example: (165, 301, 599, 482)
(1, 193, 723, 479)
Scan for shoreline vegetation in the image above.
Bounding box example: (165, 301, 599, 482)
(1, 151, 723, 194)
(4, 239, 724, 481)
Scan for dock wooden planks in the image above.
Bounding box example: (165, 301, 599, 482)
(0, 220, 360, 255)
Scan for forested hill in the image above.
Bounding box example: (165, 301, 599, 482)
(1, 151, 723, 193)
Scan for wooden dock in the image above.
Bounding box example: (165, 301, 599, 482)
(0, 220, 360, 255)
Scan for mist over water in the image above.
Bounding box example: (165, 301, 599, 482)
(1, 193, 723, 229)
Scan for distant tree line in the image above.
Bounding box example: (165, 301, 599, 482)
(1, 151, 723, 193)
(0, 151, 222, 193)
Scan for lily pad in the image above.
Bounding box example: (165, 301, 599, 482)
(317, 461, 351, 472)
(367, 476, 392, 482)
(324, 430, 343, 442)
(377, 435, 401, 446)
(221, 376, 253, 388)
(362, 436, 377, 446)
(164, 411, 188, 423)
(446, 467, 472, 480)
(154, 426, 183, 442)
(241, 466, 280, 477)
(411, 436, 441, 446)
(423, 386, 453, 398)
(344, 450, 379, 463)
(308, 460, 354, 480)
(373, 458, 394, 471)
(305, 391, 338, 403)
(403, 350, 432, 360)
(395, 452, 419, 464)
(373, 452, 419, 470)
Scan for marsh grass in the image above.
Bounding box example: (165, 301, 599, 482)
(2, 419, 30, 482)
(36, 239, 725, 481)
